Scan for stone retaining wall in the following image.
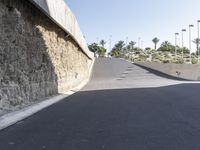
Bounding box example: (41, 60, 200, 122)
(29, 0, 94, 59)
(0, 0, 93, 115)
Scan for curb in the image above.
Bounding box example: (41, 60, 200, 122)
(0, 58, 95, 131)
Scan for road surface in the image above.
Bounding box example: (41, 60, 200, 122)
(1, 58, 200, 150)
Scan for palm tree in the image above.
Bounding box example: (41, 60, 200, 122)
(100, 40, 106, 48)
(114, 41, 125, 51)
(161, 41, 171, 46)
(152, 37, 160, 50)
(193, 38, 200, 54)
(129, 41, 136, 50)
(111, 41, 125, 57)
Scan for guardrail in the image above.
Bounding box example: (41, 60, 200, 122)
(29, 0, 94, 59)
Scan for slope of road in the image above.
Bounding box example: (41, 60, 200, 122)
(1, 58, 200, 150)
(83, 58, 191, 91)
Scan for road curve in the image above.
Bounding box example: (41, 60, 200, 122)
(1, 58, 200, 150)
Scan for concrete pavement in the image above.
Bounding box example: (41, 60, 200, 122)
(83, 58, 192, 91)
(1, 58, 200, 150)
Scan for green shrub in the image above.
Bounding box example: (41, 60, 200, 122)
(192, 57, 198, 64)
(175, 58, 184, 64)
(162, 60, 170, 63)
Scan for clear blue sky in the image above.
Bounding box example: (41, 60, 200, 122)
(66, 0, 200, 52)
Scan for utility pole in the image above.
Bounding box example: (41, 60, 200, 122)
(175, 33, 179, 60)
(109, 35, 112, 53)
(189, 24, 194, 63)
(181, 29, 186, 59)
(197, 20, 200, 60)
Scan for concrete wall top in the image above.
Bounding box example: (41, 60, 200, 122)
(29, 0, 94, 59)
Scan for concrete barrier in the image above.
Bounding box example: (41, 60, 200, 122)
(29, 0, 94, 59)
(135, 62, 200, 80)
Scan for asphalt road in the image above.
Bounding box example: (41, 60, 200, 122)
(1, 58, 200, 150)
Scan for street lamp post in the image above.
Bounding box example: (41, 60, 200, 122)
(125, 36, 128, 57)
(197, 20, 200, 60)
(138, 37, 141, 48)
(141, 40, 143, 50)
(181, 29, 186, 59)
(109, 35, 112, 53)
(96, 37, 99, 44)
(189, 24, 194, 63)
(175, 33, 179, 60)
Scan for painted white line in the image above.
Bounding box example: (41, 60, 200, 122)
(0, 58, 95, 131)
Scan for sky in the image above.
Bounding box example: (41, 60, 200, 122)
(65, 0, 200, 52)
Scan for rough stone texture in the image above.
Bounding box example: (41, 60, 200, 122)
(29, 0, 94, 59)
(0, 0, 92, 115)
(136, 62, 200, 80)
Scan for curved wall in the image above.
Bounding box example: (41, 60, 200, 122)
(0, 0, 94, 115)
(136, 62, 200, 80)
(29, 0, 94, 59)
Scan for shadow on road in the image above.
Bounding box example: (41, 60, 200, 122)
(1, 83, 200, 150)
(134, 63, 191, 81)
